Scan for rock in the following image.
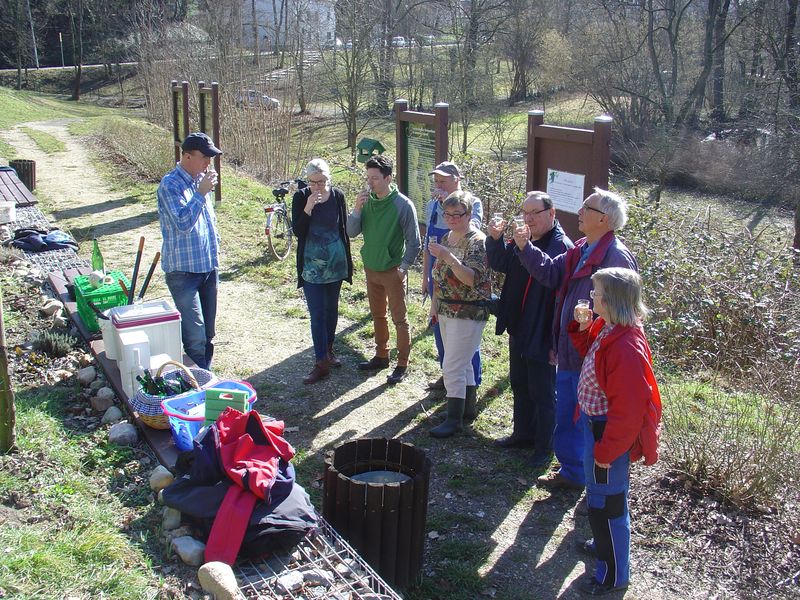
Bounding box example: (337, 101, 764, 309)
(77, 366, 97, 386)
(96, 386, 115, 402)
(90, 394, 114, 413)
(165, 525, 193, 541)
(198, 561, 239, 600)
(171, 536, 205, 566)
(89, 378, 105, 391)
(163, 507, 182, 530)
(276, 571, 303, 594)
(108, 422, 138, 446)
(51, 369, 73, 382)
(149, 465, 174, 492)
(300, 568, 334, 587)
(40, 299, 64, 317)
(52, 315, 69, 328)
(101, 406, 123, 424)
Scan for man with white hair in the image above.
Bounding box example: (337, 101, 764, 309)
(513, 188, 638, 491)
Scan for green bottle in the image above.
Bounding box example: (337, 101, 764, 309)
(91, 239, 105, 274)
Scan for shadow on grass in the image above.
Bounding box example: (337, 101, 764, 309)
(51, 194, 149, 221)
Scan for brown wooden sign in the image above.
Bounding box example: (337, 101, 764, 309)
(526, 111, 612, 241)
(171, 80, 222, 203)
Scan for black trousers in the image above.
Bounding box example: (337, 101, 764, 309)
(508, 335, 556, 456)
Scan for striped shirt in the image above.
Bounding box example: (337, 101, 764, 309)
(157, 164, 220, 273)
(577, 324, 612, 415)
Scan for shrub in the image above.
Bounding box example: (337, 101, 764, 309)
(662, 380, 800, 507)
(94, 117, 173, 182)
(32, 330, 78, 358)
(623, 192, 800, 406)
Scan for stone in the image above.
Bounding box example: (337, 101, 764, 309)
(171, 536, 205, 567)
(197, 561, 239, 600)
(51, 369, 73, 382)
(276, 571, 303, 594)
(90, 394, 114, 413)
(52, 315, 69, 328)
(162, 507, 182, 530)
(101, 406, 123, 424)
(300, 568, 334, 587)
(108, 422, 138, 446)
(40, 299, 64, 317)
(149, 465, 174, 492)
(89, 378, 105, 391)
(96, 387, 115, 402)
(77, 366, 97, 386)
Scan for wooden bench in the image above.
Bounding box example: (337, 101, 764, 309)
(0, 167, 38, 207)
(48, 268, 180, 469)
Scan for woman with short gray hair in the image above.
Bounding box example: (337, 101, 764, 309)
(568, 266, 661, 595)
(292, 158, 353, 384)
(427, 190, 491, 438)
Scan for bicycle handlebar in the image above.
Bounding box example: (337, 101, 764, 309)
(271, 178, 307, 199)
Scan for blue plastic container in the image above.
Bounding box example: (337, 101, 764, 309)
(161, 381, 257, 451)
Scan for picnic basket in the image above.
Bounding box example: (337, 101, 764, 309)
(131, 360, 216, 429)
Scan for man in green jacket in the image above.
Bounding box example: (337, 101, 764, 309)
(347, 155, 421, 384)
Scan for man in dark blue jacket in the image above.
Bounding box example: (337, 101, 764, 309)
(486, 191, 573, 467)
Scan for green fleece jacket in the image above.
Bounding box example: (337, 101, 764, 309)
(346, 184, 421, 271)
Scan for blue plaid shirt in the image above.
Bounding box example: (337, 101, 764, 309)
(157, 163, 220, 273)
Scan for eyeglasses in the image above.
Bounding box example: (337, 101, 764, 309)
(307, 178, 328, 186)
(520, 207, 549, 218)
(582, 201, 606, 215)
(590, 290, 602, 299)
(443, 211, 468, 219)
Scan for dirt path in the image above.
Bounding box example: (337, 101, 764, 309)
(1, 121, 706, 600)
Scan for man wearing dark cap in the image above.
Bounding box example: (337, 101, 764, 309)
(157, 132, 222, 369)
(422, 161, 483, 403)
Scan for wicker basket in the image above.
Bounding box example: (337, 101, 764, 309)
(131, 361, 215, 429)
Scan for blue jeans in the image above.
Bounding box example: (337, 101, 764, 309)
(165, 270, 218, 370)
(303, 280, 342, 361)
(554, 370, 584, 485)
(582, 412, 630, 588)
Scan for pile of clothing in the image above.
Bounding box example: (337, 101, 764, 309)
(162, 408, 317, 564)
(5, 226, 79, 252)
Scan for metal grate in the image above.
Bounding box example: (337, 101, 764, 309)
(235, 517, 403, 599)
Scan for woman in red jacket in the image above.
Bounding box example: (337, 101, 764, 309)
(568, 267, 662, 596)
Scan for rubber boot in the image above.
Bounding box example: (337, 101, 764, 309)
(327, 342, 341, 368)
(303, 358, 330, 385)
(430, 397, 465, 438)
(463, 386, 478, 422)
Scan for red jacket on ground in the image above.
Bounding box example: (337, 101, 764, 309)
(568, 318, 662, 465)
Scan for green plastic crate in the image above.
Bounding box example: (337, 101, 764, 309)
(74, 270, 130, 332)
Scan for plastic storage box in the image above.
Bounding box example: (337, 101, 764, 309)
(73, 270, 130, 332)
(161, 381, 257, 451)
(102, 300, 182, 363)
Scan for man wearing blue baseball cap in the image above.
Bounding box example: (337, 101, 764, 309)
(157, 132, 222, 369)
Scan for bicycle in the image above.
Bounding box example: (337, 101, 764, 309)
(263, 179, 306, 260)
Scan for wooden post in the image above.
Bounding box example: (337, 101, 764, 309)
(526, 110, 544, 192)
(0, 284, 16, 453)
(171, 80, 180, 162)
(181, 80, 190, 140)
(591, 115, 613, 191)
(394, 98, 409, 195)
(198, 81, 207, 133)
(211, 82, 221, 204)
(434, 102, 449, 164)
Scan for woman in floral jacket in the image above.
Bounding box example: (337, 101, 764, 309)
(427, 191, 491, 438)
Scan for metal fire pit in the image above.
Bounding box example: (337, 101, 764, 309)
(235, 517, 402, 599)
(323, 438, 431, 588)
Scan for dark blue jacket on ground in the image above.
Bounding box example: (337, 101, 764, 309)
(486, 221, 573, 362)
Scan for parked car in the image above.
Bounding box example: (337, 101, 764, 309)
(391, 36, 407, 48)
(235, 90, 280, 110)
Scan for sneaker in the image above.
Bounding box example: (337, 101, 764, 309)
(579, 575, 628, 596)
(357, 356, 390, 371)
(536, 471, 584, 491)
(386, 366, 408, 385)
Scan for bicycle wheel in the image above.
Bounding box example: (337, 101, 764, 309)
(266, 209, 293, 260)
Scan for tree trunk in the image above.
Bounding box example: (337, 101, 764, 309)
(0, 284, 16, 453)
(70, 0, 83, 101)
(251, 0, 259, 66)
(710, 0, 731, 122)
